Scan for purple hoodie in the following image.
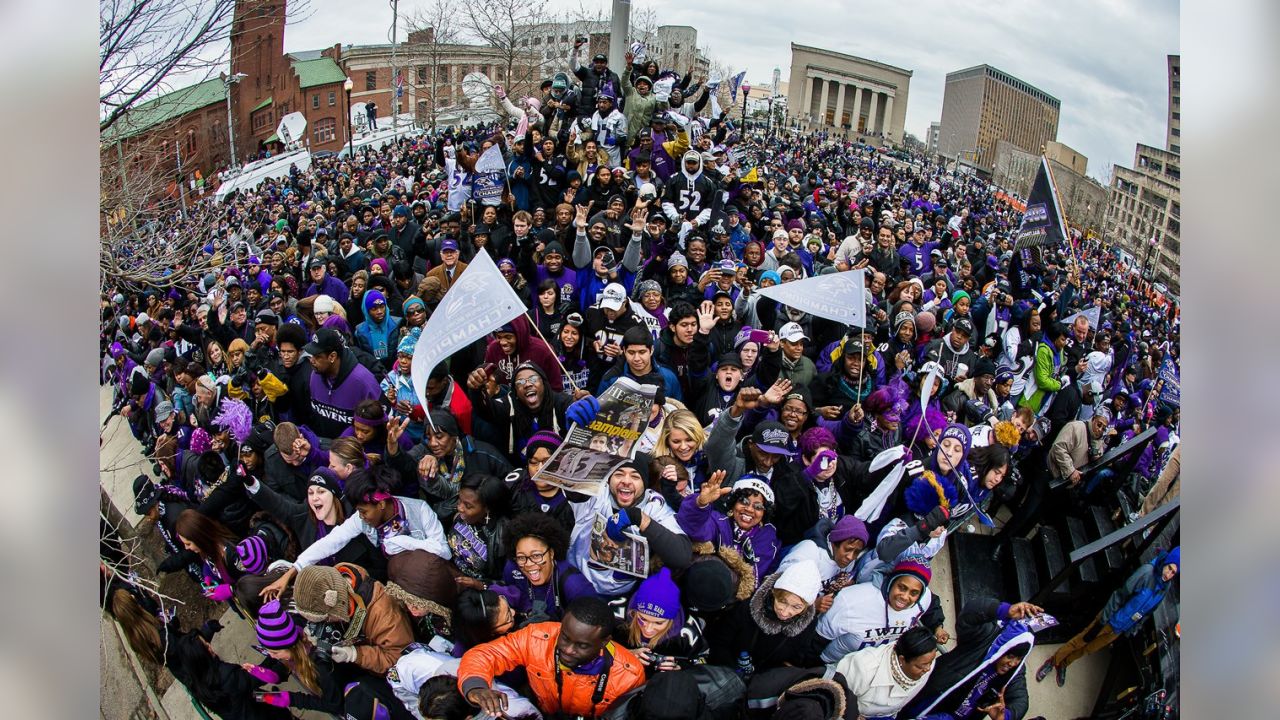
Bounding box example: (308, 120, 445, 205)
(307, 347, 381, 439)
(677, 494, 779, 583)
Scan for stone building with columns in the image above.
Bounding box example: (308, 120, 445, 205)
(786, 43, 911, 143)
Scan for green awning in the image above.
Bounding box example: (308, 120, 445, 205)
(264, 132, 280, 144)
(251, 96, 274, 112)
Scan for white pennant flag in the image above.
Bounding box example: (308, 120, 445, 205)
(411, 252, 527, 412)
(756, 269, 867, 327)
(1061, 305, 1101, 330)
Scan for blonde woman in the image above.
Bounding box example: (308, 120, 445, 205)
(245, 599, 346, 714)
(649, 408, 709, 500)
(327, 436, 368, 482)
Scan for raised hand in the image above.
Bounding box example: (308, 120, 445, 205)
(696, 300, 716, 334)
(386, 416, 410, 455)
(760, 378, 793, 407)
(696, 469, 731, 508)
(732, 386, 763, 417)
(575, 202, 590, 230)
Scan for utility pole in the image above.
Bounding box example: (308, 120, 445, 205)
(174, 130, 189, 220)
(609, 0, 631, 72)
(220, 71, 247, 170)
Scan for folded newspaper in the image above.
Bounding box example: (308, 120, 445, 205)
(588, 513, 650, 579)
(532, 377, 658, 495)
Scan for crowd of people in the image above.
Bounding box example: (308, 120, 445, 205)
(100, 39, 1182, 720)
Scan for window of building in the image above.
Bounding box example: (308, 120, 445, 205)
(252, 108, 273, 132)
(312, 93, 320, 109)
(186, 131, 196, 154)
(480, 65, 489, 75)
(520, 38, 528, 47)
(1171, 128, 1180, 137)
(328, 91, 336, 106)
(1171, 111, 1179, 120)
(533, 36, 541, 45)
(366, 71, 377, 91)
(417, 66, 428, 83)
(314, 117, 336, 143)
(546, 35, 554, 44)
(561, 34, 569, 42)
(1170, 143, 1180, 153)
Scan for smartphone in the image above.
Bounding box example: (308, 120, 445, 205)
(252, 692, 272, 702)
(251, 644, 269, 656)
(748, 329, 772, 345)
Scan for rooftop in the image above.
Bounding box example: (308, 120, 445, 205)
(791, 42, 913, 77)
(100, 77, 225, 143)
(291, 56, 346, 89)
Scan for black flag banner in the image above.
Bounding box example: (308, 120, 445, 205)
(1013, 157, 1069, 250)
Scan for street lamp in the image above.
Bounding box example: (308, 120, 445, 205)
(740, 82, 751, 128)
(343, 76, 355, 158)
(220, 71, 247, 170)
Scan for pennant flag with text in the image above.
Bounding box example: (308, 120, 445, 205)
(757, 268, 866, 327)
(1013, 157, 1069, 250)
(411, 252, 527, 412)
(470, 144, 507, 206)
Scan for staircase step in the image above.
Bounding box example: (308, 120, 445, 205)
(1087, 505, 1126, 573)
(1033, 526, 1071, 599)
(949, 532, 1006, 611)
(1007, 537, 1040, 602)
(1061, 516, 1100, 585)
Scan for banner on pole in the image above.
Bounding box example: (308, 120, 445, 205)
(729, 71, 747, 103)
(410, 252, 527, 410)
(470, 144, 507, 206)
(1158, 357, 1180, 408)
(1013, 157, 1069, 250)
(757, 269, 867, 327)
(1061, 305, 1102, 330)
(444, 152, 471, 211)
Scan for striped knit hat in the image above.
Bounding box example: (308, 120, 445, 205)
(255, 600, 299, 649)
(235, 535, 269, 575)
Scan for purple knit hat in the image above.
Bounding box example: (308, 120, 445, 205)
(255, 599, 300, 649)
(630, 567, 682, 624)
(828, 515, 869, 545)
(523, 430, 563, 459)
(235, 535, 269, 575)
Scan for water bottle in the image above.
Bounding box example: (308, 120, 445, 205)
(736, 650, 755, 680)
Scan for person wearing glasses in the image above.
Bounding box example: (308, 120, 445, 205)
(473, 512, 598, 626)
(677, 472, 780, 586)
(465, 360, 571, 466)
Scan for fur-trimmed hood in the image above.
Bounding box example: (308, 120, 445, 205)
(749, 571, 816, 637)
(778, 676, 848, 720)
(691, 541, 756, 602)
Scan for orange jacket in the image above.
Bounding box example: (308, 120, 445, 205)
(457, 622, 644, 718)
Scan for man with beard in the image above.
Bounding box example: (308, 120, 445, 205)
(464, 361, 571, 465)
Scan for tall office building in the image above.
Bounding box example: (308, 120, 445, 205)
(937, 64, 1060, 174)
(1166, 55, 1180, 153)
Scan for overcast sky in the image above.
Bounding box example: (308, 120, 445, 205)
(276, 0, 1177, 181)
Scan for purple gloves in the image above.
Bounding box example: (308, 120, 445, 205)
(804, 449, 838, 481)
(245, 665, 280, 684)
(204, 583, 233, 603)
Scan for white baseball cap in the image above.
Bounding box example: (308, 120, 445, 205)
(599, 283, 627, 311)
(778, 322, 808, 343)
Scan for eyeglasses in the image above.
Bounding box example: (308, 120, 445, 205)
(735, 500, 766, 512)
(407, 307, 426, 316)
(514, 550, 550, 566)
(514, 376, 542, 388)
(780, 405, 808, 416)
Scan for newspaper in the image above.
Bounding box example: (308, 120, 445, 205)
(533, 377, 657, 495)
(588, 513, 650, 579)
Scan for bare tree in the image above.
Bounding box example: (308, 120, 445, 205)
(101, 121, 222, 292)
(462, 0, 548, 99)
(99, 0, 314, 133)
(405, 0, 461, 131)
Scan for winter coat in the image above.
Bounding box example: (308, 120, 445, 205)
(457, 622, 645, 719)
(902, 599, 1032, 720)
(677, 494, 780, 584)
(703, 410, 819, 546)
(244, 477, 387, 578)
(307, 347, 382, 439)
(816, 578, 944, 662)
(482, 314, 566, 393)
(291, 495, 451, 571)
(465, 361, 571, 464)
(1103, 549, 1178, 635)
(706, 571, 828, 672)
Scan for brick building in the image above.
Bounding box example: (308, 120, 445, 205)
(938, 64, 1060, 176)
(335, 28, 523, 131)
(100, 0, 349, 190)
